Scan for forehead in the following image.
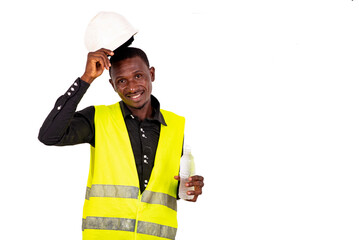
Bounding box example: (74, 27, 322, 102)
(110, 56, 148, 78)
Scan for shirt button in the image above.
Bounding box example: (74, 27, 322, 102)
(130, 115, 135, 119)
(144, 159, 148, 164)
(74, 82, 78, 86)
(144, 180, 148, 183)
(67, 92, 71, 96)
(140, 128, 144, 133)
(142, 134, 147, 138)
(144, 184, 147, 187)
(57, 106, 62, 110)
(70, 87, 75, 91)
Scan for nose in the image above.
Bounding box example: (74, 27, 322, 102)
(127, 79, 138, 93)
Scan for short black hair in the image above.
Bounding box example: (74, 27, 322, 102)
(110, 46, 150, 70)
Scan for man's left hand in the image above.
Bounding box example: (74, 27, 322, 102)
(174, 175, 204, 202)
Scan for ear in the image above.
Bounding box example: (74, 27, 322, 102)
(149, 67, 155, 82)
(109, 79, 117, 92)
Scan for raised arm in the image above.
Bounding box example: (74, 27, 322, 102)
(38, 48, 114, 146)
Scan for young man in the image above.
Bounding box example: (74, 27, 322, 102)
(38, 47, 204, 240)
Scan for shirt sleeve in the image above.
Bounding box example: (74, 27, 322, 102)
(38, 78, 95, 147)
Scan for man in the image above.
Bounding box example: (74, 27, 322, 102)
(38, 46, 204, 240)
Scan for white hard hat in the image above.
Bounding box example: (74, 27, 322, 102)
(84, 11, 138, 52)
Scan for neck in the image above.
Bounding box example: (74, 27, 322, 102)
(128, 100, 152, 121)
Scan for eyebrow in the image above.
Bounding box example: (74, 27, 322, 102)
(115, 70, 144, 80)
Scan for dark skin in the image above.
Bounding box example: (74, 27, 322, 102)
(174, 175, 204, 202)
(81, 48, 204, 202)
(109, 56, 155, 121)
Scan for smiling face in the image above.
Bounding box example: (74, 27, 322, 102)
(110, 56, 155, 113)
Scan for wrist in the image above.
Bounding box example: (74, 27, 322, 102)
(80, 73, 95, 84)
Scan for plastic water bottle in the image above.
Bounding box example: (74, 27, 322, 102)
(179, 145, 196, 200)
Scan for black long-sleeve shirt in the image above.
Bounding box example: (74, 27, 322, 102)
(38, 78, 172, 193)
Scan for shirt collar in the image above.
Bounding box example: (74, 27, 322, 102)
(119, 95, 167, 126)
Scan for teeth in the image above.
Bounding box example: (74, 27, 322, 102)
(129, 92, 142, 99)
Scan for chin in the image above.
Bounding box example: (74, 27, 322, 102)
(127, 100, 149, 110)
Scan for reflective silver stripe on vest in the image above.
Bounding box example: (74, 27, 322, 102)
(85, 185, 139, 200)
(82, 217, 136, 232)
(82, 217, 177, 239)
(141, 190, 177, 211)
(137, 221, 177, 240)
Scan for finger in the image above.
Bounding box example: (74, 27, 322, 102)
(187, 188, 202, 196)
(185, 191, 200, 202)
(93, 52, 110, 70)
(188, 175, 204, 182)
(98, 48, 114, 56)
(100, 54, 110, 70)
(185, 180, 204, 188)
(186, 175, 204, 187)
(90, 52, 111, 70)
(174, 176, 180, 181)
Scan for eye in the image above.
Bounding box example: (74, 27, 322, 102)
(117, 79, 126, 85)
(135, 74, 142, 79)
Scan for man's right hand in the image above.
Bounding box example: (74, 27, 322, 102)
(81, 48, 114, 84)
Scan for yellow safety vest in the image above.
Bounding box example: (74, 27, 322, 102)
(82, 103, 185, 240)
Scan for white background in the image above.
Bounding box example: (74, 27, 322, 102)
(1, 0, 359, 239)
